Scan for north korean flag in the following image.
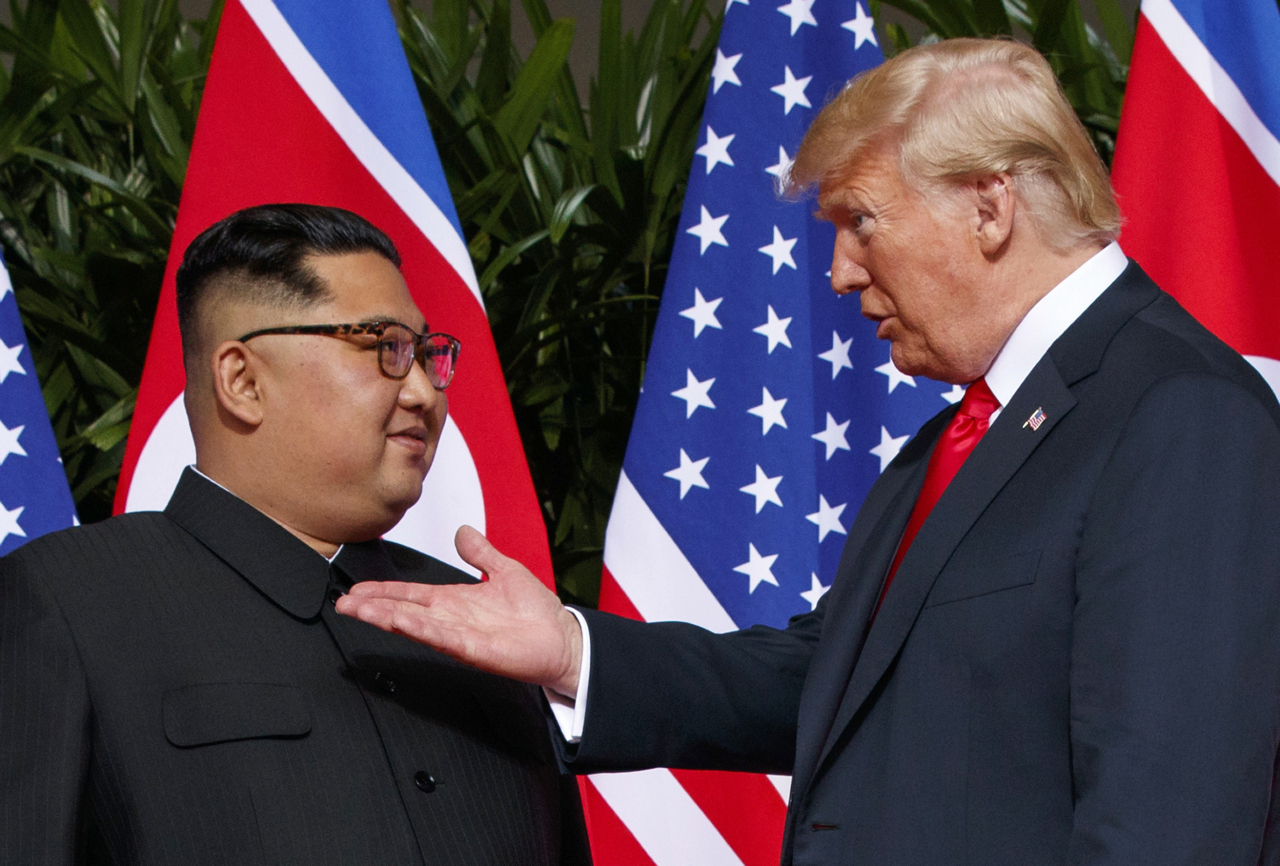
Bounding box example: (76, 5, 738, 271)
(1112, 0, 1280, 397)
(116, 0, 553, 585)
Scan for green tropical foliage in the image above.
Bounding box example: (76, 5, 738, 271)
(395, 0, 721, 601)
(0, 0, 1133, 603)
(0, 0, 222, 520)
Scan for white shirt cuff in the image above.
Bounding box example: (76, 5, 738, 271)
(543, 606, 591, 744)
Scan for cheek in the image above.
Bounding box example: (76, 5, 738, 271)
(296, 371, 397, 457)
(429, 393, 448, 430)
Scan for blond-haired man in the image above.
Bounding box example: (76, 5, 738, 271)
(340, 40, 1280, 864)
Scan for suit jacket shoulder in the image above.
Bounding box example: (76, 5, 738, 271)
(1051, 264, 1280, 427)
(1, 476, 591, 866)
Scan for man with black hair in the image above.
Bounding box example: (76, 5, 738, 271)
(0, 203, 591, 866)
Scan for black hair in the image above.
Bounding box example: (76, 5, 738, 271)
(175, 203, 402, 358)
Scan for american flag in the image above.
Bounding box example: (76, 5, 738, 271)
(0, 254, 77, 556)
(587, 2, 963, 864)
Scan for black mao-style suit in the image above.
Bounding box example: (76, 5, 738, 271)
(566, 263, 1280, 865)
(0, 470, 591, 866)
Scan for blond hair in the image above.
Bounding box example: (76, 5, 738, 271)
(788, 38, 1119, 251)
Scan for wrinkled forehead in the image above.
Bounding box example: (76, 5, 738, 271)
(815, 147, 914, 213)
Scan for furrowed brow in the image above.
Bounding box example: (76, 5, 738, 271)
(814, 199, 854, 223)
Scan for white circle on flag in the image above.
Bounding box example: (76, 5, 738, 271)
(125, 395, 196, 514)
(127, 392, 485, 576)
(1246, 356, 1280, 402)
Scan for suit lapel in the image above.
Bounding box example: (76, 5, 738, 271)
(809, 362, 1084, 789)
(803, 261, 1163, 782)
(165, 469, 332, 619)
(809, 357, 1076, 777)
(788, 410, 944, 798)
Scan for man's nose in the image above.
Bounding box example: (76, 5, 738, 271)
(830, 247, 870, 296)
(399, 355, 442, 412)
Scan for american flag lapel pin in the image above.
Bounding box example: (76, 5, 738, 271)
(1023, 407, 1047, 431)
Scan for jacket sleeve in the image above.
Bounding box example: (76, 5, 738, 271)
(0, 547, 92, 865)
(562, 600, 825, 775)
(1069, 372, 1280, 864)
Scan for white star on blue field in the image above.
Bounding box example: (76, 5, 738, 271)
(621, 1, 961, 629)
(0, 259, 77, 556)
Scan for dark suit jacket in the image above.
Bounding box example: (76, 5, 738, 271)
(0, 469, 590, 866)
(566, 264, 1280, 865)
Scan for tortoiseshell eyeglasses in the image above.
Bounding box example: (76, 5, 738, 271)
(236, 321, 461, 389)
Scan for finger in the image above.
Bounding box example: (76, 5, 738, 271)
(455, 525, 518, 577)
(344, 580, 439, 602)
(334, 595, 401, 629)
(338, 596, 441, 644)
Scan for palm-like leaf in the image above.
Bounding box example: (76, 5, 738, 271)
(0, 0, 221, 520)
(397, 0, 721, 603)
(2, 0, 1129, 608)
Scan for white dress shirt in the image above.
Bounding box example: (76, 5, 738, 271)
(547, 242, 1131, 743)
(984, 242, 1128, 422)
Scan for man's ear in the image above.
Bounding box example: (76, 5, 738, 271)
(973, 172, 1015, 257)
(210, 341, 266, 428)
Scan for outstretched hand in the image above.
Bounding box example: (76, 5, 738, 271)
(335, 525, 584, 696)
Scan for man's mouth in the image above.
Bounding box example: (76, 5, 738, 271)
(388, 427, 430, 455)
(863, 311, 892, 339)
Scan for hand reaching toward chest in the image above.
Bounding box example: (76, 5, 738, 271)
(336, 526, 584, 697)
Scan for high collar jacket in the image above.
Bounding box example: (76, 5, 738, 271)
(567, 263, 1280, 865)
(0, 469, 590, 866)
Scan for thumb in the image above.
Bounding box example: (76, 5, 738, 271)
(455, 525, 516, 578)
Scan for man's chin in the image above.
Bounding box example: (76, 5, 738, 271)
(383, 474, 426, 518)
(352, 504, 416, 543)
(888, 345, 927, 378)
(889, 344, 970, 383)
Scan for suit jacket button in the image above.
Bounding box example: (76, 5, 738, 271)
(327, 587, 343, 605)
(374, 672, 397, 693)
(414, 771, 437, 793)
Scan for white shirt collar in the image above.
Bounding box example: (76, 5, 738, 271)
(188, 465, 344, 562)
(984, 242, 1128, 421)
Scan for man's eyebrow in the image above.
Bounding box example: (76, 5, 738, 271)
(364, 314, 426, 329)
(814, 199, 852, 221)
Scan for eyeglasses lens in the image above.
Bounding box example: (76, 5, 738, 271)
(377, 325, 456, 388)
(424, 334, 456, 389)
(379, 325, 416, 379)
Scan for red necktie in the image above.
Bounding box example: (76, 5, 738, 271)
(876, 378, 1001, 611)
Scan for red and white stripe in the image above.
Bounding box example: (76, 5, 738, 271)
(587, 472, 789, 866)
(1113, 0, 1280, 395)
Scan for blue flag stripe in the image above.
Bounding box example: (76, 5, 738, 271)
(271, 0, 466, 239)
(1169, 0, 1280, 143)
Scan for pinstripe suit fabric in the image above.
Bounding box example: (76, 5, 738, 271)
(0, 469, 590, 865)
